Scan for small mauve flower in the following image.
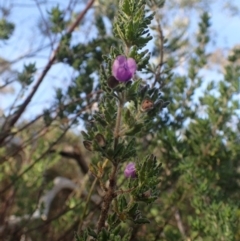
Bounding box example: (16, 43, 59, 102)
(112, 55, 137, 82)
(124, 162, 137, 178)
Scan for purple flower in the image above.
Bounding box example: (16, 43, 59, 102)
(124, 162, 137, 178)
(112, 55, 137, 82)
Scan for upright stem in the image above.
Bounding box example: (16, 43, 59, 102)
(78, 177, 97, 232)
(97, 94, 123, 233)
(97, 164, 118, 233)
(114, 95, 123, 148)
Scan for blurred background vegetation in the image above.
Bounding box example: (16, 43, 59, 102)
(0, 0, 240, 240)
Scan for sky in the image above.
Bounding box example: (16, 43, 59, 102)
(0, 0, 240, 124)
(0, 0, 95, 120)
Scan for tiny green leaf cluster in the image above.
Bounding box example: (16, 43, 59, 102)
(113, 0, 153, 49)
(18, 63, 37, 86)
(0, 18, 14, 40)
(48, 5, 66, 33)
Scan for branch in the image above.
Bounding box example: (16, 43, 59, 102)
(173, 208, 186, 238)
(49, 145, 89, 174)
(97, 164, 118, 233)
(36, 177, 80, 220)
(97, 95, 124, 233)
(0, 177, 101, 234)
(0, 79, 15, 89)
(0, 0, 96, 145)
(0, 177, 78, 234)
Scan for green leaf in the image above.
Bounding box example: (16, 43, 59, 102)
(74, 232, 81, 241)
(122, 0, 132, 15)
(98, 227, 109, 241)
(87, 227, 97, 238)
(113, 142, 125, 158)
(122, 229, 132, 241)
(81, 131, 89, 139)
(125, 123, 143, 136)
(134, 218, 150, 224)
(112, 224, 122, 236)
(119, 195, 127, 212)
(127, 202, 138, 216)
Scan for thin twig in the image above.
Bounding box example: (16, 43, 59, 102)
(114, 94, 123, 148)
(34, 0, 54, 50)
(97, 164, 118, 233)
(0, 79, 16, 89)
(152, 14, 164, 88)
(173, 207, 186, 238)
(78, 177, 97, 231)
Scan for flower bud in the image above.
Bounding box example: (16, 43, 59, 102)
(94, 133, 106, 148)
(83, 140, 93, 151)
(112, 55, 137, 82)
(107, 76, 119, 89)
(124, 162, 137, 178)
(140, 98, 154, 112)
